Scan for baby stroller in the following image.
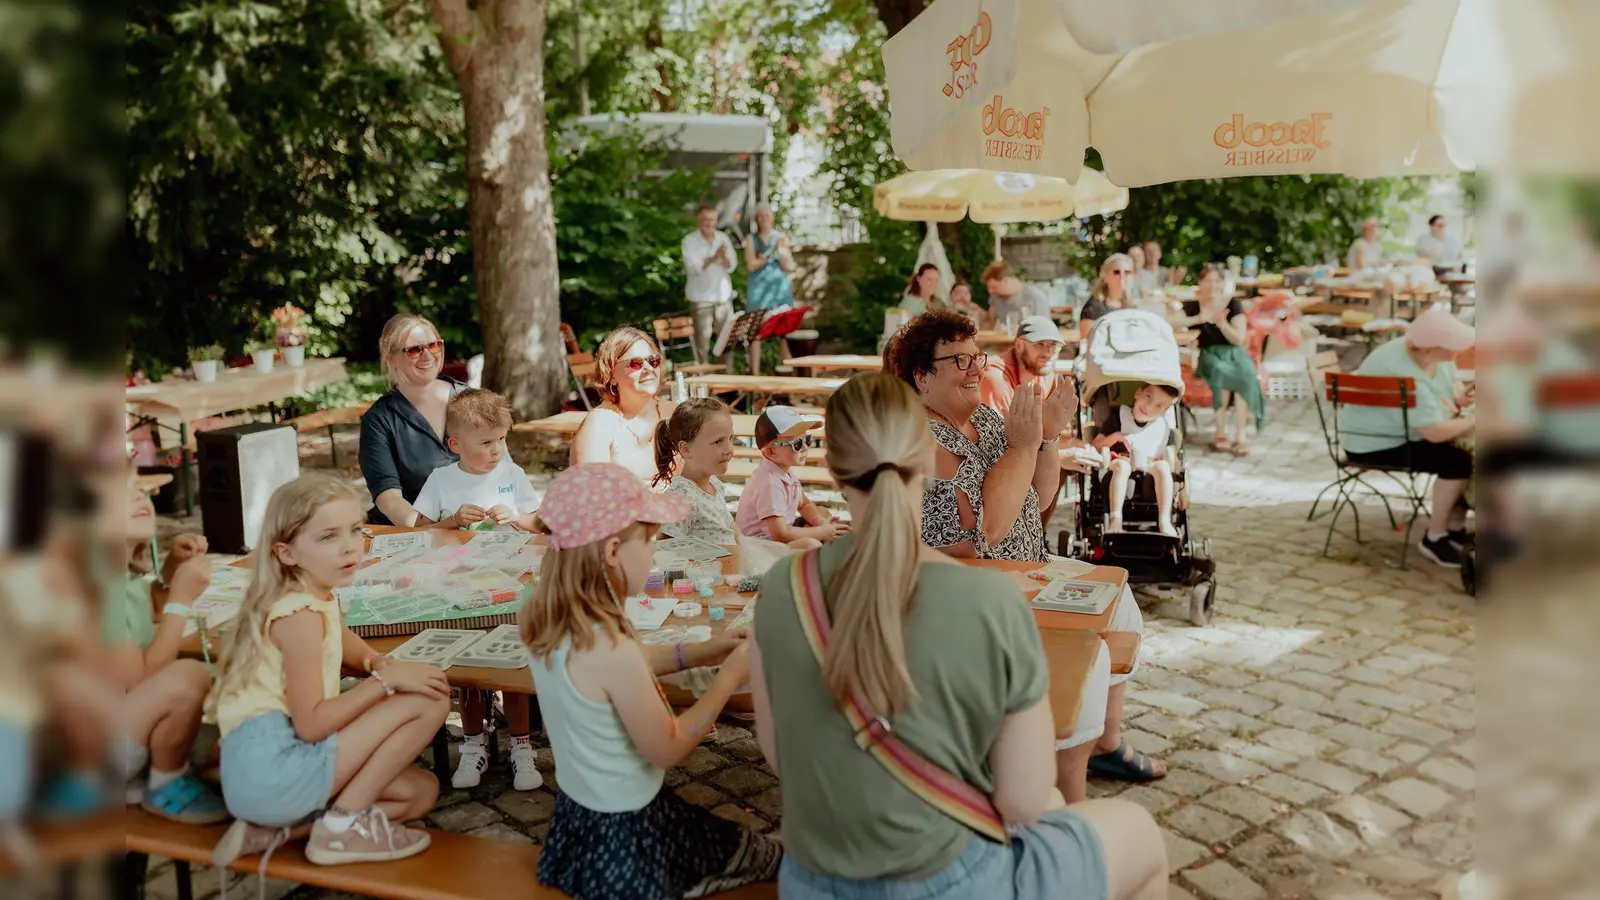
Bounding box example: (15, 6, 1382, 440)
(1059, 309, 1218, 625)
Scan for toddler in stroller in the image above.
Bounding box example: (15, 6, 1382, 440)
(1066, 309, 1218, 624)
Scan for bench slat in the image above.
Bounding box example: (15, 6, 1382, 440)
(285, 401, 373, 432)
(126, 811, 777, 900)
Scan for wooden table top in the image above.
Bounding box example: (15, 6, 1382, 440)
(685, 374, 847, 395)
(783, 355, 883, 371)
(126, 357, 348, 422)
(190, 528, 1131, 739)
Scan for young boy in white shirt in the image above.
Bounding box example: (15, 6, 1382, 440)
(415, 389, 541, 532)
(414, 388, 543, 790)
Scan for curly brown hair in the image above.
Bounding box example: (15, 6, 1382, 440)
(886, 309, 978, 392)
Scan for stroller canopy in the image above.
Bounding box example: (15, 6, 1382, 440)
(1080, 308, 1186, 402)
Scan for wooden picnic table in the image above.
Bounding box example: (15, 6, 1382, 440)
(125, 357, 350, 515)
(686, 374, 846, 397)
(184, 528, 1133, 762)
(782, 354, 883, 372)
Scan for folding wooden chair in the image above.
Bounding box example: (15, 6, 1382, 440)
(1308, 367, 1436, 566)
(560, 323, 598, 410)
(652, 314, 697, 361)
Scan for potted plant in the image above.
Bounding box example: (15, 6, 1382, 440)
(189, 344, 225, 382)
(271, 303, 310, 367)
(247, 341, 276, 373)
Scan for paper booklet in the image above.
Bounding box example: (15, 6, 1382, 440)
(1030, 578, 1118, 616)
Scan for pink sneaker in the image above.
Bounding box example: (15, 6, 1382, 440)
(304, 808, 430, 866)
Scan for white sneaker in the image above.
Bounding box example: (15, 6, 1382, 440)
(451, 740, 488, 789)
(509, 742, 542, 791)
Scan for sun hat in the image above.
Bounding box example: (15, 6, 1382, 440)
(1406, 307, 1475, 353)
(754, 405, 823, 449)
(539, 463, 688, 550)
(1017, 315, 1063, 344)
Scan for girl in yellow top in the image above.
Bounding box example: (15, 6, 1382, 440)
(208, 474, 450, 867)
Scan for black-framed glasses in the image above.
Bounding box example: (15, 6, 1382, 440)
(625, 355, 663, 372)
(402, 340, 444, 360)
(931, 351, 989, 371)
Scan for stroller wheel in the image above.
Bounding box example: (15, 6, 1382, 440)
(1189, 580, 1217, 627)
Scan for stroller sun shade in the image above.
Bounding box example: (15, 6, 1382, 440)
(1079, 308, 1186, 403)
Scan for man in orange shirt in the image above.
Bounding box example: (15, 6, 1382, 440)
(980, 315, 1065, 412)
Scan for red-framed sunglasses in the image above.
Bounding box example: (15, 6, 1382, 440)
(625, 355, 663, 372)
(402, 340, 444, 360)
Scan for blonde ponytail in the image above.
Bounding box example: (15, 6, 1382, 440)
(818, 373, 933, 714)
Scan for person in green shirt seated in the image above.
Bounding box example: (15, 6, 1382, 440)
(1338, 307, 1476, 568)
(750, 373, 1167, 900)
(41, 467, 228, 822)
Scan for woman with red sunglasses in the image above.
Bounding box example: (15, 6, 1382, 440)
(358, 313, 467, 525)
(572, 327, 668, 483)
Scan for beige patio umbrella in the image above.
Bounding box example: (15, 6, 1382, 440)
(883, 0, 1597, 185)
(873, 168, 1126, 223)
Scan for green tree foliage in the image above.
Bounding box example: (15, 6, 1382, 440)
(126, 0, 462, 373)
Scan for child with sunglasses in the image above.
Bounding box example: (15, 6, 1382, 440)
(736, 407, 848, 545)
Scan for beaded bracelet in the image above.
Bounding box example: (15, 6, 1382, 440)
(372, 669, 395, 697)
(674, 642, 688, 672)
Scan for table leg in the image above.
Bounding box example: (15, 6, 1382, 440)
(431, 726, 450, 793)
(180, 421, 193, 518)
(175, 860, 194, 900)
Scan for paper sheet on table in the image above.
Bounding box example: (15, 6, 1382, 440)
(367, 531, 434, 559)
(181, 597, 244, 637)
(1032, 578, 1117, 616)
(624, 595, 674, 631)
(463, 531, 534, 558)
(1039, 555, 1097, 579)
(653, 536, 731, 564)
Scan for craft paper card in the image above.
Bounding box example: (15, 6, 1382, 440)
(463, 531, 534, 558)
(624, 594, 674, 632)
(368, 531, 434, 558)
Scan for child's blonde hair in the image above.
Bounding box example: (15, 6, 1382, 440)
(519, 520, 654, 660)
(651, 397, 730, 487)
(447, 388, 513, 435)
(205, 473, 365, 719)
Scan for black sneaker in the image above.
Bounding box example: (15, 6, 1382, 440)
(1418, 534, 1463, 568)
(1447, 528, 1471, 548)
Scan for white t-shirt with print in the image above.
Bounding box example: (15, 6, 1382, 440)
(413, 456, 541, 527)
(661, 475, 737, 545)
(1118, 406, 1174, 471)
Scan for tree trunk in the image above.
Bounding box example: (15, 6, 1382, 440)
(874, 0, 931, 37)
(431, 0, 566, 418)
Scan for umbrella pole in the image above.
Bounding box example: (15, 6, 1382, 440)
(992, 224, 1003, 262)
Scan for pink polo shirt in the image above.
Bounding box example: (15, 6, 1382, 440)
(736, 458, 804, 539)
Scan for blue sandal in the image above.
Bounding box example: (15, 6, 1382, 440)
(142, 774, 229, 825)
(1088, 741, 1167, 783)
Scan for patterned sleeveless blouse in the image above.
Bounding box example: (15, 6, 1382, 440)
(921, 404, 1047, 562)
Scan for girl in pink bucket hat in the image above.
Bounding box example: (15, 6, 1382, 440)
(518, 463, 781, 899)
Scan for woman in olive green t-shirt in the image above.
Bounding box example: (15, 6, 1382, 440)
(749, 374, 1168, 900)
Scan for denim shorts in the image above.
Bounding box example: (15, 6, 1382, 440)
(0, 720, 31, 821)
(779, 810, 1107, 900)
(220, 712, 338, 828)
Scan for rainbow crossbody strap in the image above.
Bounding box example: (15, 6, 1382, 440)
(787, 550, 1008, 843)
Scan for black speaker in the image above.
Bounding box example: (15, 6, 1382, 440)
(197, 423, 300, 554)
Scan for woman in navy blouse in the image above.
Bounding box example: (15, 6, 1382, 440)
(358, 313, 466, 525)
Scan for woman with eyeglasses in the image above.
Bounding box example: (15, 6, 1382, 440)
(358, 314, 466, 525)
(887, 311, 1074, 564)
(1078, 254, 1135, 340)
(571, 327, 668, 483)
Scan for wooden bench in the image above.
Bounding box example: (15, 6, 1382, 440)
(721, 457, 832, 486)
(125, 811, 777, 900)
(284, 401, 373, 468)
(0, 813, 128, 877)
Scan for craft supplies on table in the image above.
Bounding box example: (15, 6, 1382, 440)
(673, 602, 703, 619)
(624, 594, 673, 631)
(367, 530, 434, 559)
(386, 625, 530, 670)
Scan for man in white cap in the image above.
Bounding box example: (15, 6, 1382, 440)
(1340, 307, 1476, 566)
(980, 315, 1067, 412)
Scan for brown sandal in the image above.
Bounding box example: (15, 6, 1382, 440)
(1212, 434, 1231, 452)
(1232, 443, 1252, 458)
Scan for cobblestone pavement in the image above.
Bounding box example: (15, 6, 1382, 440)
(147, 397, 1475, 900)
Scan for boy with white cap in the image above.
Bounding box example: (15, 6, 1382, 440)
(736, 406, 847, 545)
(1340, 306, 1477, 566)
